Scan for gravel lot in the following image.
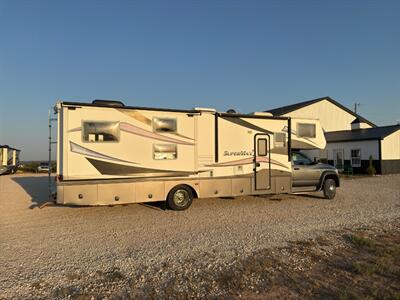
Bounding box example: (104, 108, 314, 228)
(0, 173, 399, 299)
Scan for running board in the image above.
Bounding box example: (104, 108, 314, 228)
(291, 186, 318, 193)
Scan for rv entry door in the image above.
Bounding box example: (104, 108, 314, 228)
(254, 134, 271, 190)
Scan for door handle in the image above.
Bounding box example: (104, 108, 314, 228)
(294, 167, 300, 170)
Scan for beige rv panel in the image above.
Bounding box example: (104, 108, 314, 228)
(136, 181, 165, 202)
(98, 183, 135, 204)
(290, 118, 326, 149)
(1, 148, 7, 165)
(231, 178, 252, 196)
(63, 184, 98, 205)
(200, 178, 232, 198)
(63, 105, 196, 180)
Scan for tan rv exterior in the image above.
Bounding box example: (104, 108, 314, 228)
(55, 101, 327, 207)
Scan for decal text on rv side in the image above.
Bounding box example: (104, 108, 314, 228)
(223, 150, 254, 156)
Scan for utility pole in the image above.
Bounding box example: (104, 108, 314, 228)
(354, 102, 360, 114)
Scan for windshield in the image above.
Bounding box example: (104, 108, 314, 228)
(292, 152, 313, 166)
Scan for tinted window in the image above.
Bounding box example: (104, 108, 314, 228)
(83, 121, 120, 142)
(257, 139, 267, 156)
(153, 118, 177, 133)
(153, 144, 177, 160)
(297, 123, 316, 138)
(292, 152, 313, 165)
(274, 132, 286, 148)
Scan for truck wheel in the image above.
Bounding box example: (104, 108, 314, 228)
(323, 178, 336, 199)
(167, 185, 193, 211)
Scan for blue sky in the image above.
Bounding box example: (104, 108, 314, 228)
(0, 0, 399, 160)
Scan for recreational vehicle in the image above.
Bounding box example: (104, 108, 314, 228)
(54, 100, 339, 210)
(0, 145, 20, 175)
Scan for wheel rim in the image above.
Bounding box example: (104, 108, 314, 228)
(173, 189, 190, 207)
(329, 184, 335, 191)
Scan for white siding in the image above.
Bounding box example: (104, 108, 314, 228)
(381, 130, 400, 160)
(282, 99, 372, 132)
(302, 140, 379, 162)
(327, 140, 379, 161)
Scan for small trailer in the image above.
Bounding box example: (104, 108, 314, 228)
(0, 145, 20, 175)
(54, 100, 337, 210)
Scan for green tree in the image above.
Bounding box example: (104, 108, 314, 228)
(366, 155, 376, 176)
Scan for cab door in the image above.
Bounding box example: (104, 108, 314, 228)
(254, 134, 271, 190)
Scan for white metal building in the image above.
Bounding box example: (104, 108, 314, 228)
(266, 97, 400, 174)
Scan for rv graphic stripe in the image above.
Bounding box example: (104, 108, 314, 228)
(205, 156, 290, 169)
(70, 142, 137, 165)
(221, 117, 274, 135)
(119, 122, 195, 145)
(117, 109, 195, 141)
(86, 158, 196, 176)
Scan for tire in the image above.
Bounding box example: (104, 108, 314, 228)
(167, 185, 194, 211)
(323, 178, 336, 199)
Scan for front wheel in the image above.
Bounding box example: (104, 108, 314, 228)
(323, 178, 336, 199)
(167, 185, 194, 211)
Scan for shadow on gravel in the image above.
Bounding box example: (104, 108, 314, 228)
(12, 176, 51, 209)
(293, 193, 326, 200)
(139, 201, 167, 211)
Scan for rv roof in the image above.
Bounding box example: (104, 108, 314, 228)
(194, 107, 216, 112)
(61, 101, 200, 114)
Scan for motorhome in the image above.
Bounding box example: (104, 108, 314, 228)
(0, 145, 20, 175)
(54, 100, 339, 210)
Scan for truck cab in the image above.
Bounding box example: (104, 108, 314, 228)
(291, 151, 340, 199)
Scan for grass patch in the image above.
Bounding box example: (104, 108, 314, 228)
(346, 234, 376, 249)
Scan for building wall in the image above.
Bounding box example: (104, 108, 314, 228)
(381, 130, 400, 159)
(302, 140, 380, 173)
(381, 130, 400, 174)
(282, 99, 372, 132)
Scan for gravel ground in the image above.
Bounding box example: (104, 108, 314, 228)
(0, 173, 399, 299)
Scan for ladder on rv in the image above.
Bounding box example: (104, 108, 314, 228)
(47, 109, 57, 203)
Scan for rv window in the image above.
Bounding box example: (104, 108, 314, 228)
(274, 132, 286, 148)
(153, 144, 177, 160)
(257, 139, 267, 156)
(297, 123, 316, 138)
(153, 118, 177, 133)
(82, 121, 120, 142)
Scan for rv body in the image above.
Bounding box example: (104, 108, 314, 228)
(0, 145, 20, 175)
(54, 101, 326, 208)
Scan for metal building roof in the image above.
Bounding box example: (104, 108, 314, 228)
(265, 96, 376, 128)
(325, 125, 400, 143)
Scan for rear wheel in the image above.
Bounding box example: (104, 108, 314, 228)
(323, 178, 336, 199)
(167, 185, 193, 211)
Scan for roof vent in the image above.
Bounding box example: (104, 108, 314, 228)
(92, 99, 125, 107)
(226, 109, 237, 114)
